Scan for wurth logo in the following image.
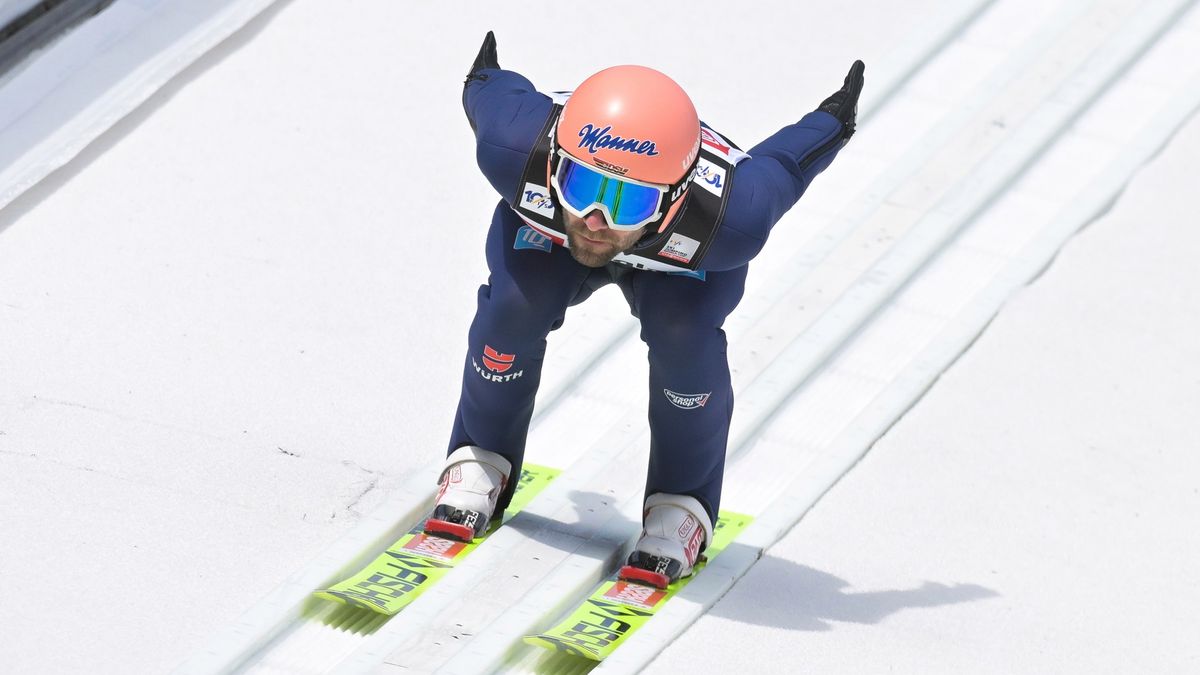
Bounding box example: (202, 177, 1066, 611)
(482, 345, 514, 373)
(474, 345, 524, 383)
(663, 389, 711, 410)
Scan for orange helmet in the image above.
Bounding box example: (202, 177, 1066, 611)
(550, 65, 701, 231)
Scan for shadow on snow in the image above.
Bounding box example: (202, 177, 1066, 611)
(710, 552, 999, 631)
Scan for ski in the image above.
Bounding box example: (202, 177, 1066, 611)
(313, 463, 559, 616)
(523, 510, 752, 661)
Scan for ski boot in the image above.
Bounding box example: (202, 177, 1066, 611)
(424, 446, 511, 542)
(619, 493, 713, 590)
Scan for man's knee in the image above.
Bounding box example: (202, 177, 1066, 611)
(639, 310, 726, 356)
(475, 282, 564, 340)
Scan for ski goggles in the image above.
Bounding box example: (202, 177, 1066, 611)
(550, 150, 670, 231)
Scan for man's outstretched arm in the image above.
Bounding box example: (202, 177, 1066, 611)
(462, 31, 554, 204)
(703, 61, 865, 271)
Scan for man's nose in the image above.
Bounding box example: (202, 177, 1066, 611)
(583, 210, 609, 232)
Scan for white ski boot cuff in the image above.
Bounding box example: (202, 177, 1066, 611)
(644, 493, 714, 548)
(620, 493, 715, 588)
(426, 446, 513, 541)
(438, 445, 512, 484)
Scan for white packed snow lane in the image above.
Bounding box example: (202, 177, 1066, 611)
(645, 60, 1200, 675)
(5, 0, 1195, 672)
(0, 1, 964, 673)
(352, 1, 1190, 667)
(340, 0, 1034, 669)
(0, 0, 282, 211)
(174, 0, 982, 672)
(202, 0, 1200, 670)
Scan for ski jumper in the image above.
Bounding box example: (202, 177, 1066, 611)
(449, 67, 846, 522)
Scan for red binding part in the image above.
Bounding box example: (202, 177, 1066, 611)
(423, 519, 475, 543)
(618, 565, 671, 590)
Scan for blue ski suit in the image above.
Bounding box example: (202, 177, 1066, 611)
(449, 67, 847, 523)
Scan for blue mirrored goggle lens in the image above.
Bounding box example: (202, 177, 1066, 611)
(557, 158, 662, 227)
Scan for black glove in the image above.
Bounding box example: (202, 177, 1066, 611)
(464, 31, 500, 131)
(817, 60, 865, 140)
(466, 30, 499, 83)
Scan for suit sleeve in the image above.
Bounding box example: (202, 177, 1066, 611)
(462, 68, 554, 207)
(701, 110, 847, 272)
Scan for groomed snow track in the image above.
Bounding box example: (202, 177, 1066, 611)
(171, 0, 1200, 672)
(18, 0, 1193, 673)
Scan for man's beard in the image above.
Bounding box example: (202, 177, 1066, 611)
(564, 216, 648, 266)
(566, 230, 621, 267)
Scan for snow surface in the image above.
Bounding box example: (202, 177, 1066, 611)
(648, 57, 1200, 675)
(0, 0, 1197, 672)
(0, 1, 41, 30)
(632, 5, 1200, 669)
